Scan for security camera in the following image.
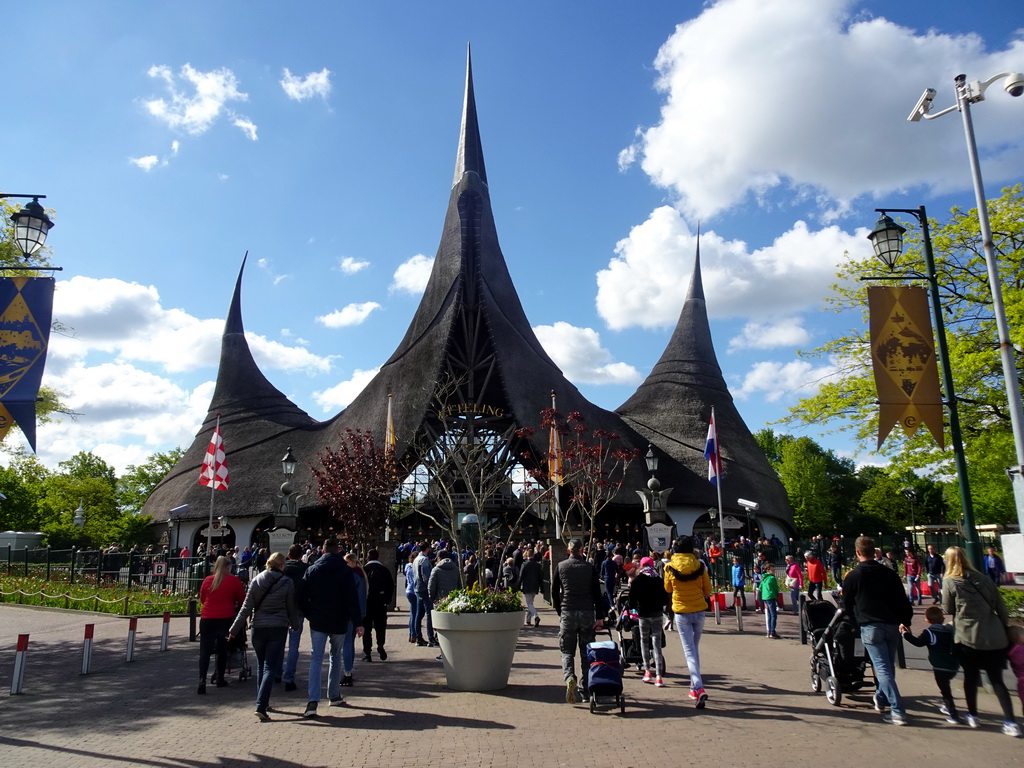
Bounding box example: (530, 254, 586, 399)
(737, 498, 759, 511)
(907, 88, 936, 122)
(1004, 73, 1024, 97)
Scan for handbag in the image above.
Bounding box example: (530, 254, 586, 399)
(785, 576, 798, 588)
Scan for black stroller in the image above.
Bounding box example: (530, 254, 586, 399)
(225, 627, 253, 682)
(586, 640, 626, 714)
(805, 598, 872, 706)
(614, 590, 645, 674)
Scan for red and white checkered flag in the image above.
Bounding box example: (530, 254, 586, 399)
(198, 423, 229, 490)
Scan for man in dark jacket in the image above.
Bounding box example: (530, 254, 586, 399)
(842, 536, 913, 726)
(298, 539, 363, 718)
(362, 549, 394, 663)
(427, 550, 461, 605)
(282, 544, 308, 691)
(924, 544, 945, 604)
(553, 538, 604, 704)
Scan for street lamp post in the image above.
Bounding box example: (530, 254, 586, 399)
(901, 487, 917, 551)
(867, 207, 979, 567)
(635, 444, 673, 554)
(908, 71, 1024, 535)
(1, 195, 56, 264)
(274, 446, 303, 530)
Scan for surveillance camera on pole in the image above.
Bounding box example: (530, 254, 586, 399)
(737, 498, 759, 512)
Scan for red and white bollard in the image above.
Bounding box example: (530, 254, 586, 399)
(82, 624, 94, 675)
(126, 617, 138, 663)
(160, 612, 171, 652)
(11, 634, 29, 694)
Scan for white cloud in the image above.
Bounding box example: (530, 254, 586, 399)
(596, 206, 867, 330)
(733, 360, 839, 402)
(729, 317, 811, 351)
(339, 256, 370, 275)
(144, 63, 251, 136)
(281, 68, 332, 101)
(623, 0, 1024, 220)
(390, 253, 434, 295)
(317, 301, 381, 328)
(130, 155, 159, 171)
(313, 367, 380, 411)
(533, 322, 642, 385)
(50, 276, 330, 375)
(233, 117, 258, 141)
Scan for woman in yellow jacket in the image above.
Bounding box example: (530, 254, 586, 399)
(664, 536, 713, 708)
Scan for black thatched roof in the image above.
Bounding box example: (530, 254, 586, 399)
(616, 244, 793, 523)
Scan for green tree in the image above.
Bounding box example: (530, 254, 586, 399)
(117, 447, 184, 515)
(784, 185, 1024, 525)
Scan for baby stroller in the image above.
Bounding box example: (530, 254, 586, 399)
(614, 590, 645, 674)
(586, 640, 626, 714)
(805, 598, 871, 706)
(225, 627, 252, 682)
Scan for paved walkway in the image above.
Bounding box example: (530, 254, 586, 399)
(0, 599, 1020, 768)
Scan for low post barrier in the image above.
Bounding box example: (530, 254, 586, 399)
(188, 598, 198, 642)
(82, 624, 94, 674)
(160, 612, 171, 652)
(713, 592, 722, 625)
(11, 634, 29, 694)
(126, 617, 138, 662)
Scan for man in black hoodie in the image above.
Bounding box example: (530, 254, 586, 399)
(298, 539, 363, 718)
(362, 549, 394, 662)
(842, 536, 913, 726)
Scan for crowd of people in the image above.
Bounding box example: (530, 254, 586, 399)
(192, 531, 1024, 736)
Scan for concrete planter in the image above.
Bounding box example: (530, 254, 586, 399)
(431, 609, 526, 691)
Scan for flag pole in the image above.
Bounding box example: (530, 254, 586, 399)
(550, 391, 562, 541)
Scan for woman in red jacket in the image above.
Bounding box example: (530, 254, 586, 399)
(198, 555, 246, 693)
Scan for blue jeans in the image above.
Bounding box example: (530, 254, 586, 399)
(861, 623, 904, 715)
(283, 618, 304, 684)
(406, 592, 417, 638)
(638, 616, 665, 676)
(674, 610, 705, 691)
(343, 620, 356, 674)
(251, 626, 288, 713)
(413, 591, 433, 642)
(764, 599, 778, 635)
(789, 587, 801, 613)
(307, 629, 345, 702)
(907, 576, 921, 603)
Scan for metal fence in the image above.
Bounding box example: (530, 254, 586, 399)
(0, 546, 211, 594)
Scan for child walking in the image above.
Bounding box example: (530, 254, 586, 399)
(899, 606, 960, 724)
(731, 556, 747, 610)
(760, 560, 780, 639)
(752, 562, 763, 613)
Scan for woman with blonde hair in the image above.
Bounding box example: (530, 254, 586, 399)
(229, 552, 298, 721)
(942, 546, 1019, 736)
(197, 555, 245, 694)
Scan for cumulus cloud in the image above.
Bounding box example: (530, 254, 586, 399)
(317, 301, 381, 328)
(733, 360, 840, 402)
(338, 256, 370, 275)
(233, 117, 258, 141)
(596, 206, 867, 330)
(144, 63, 254, 138)
(130, 155, 159, 171)
(281, 68, 332, 101)
(533, 322, 642, 385)
(390, 254, 434, 295)
(50, 276, 330, 375)
(622, 0, 1024, 220)
(313, 367, 380, 411)
(729, 317, 811, 351)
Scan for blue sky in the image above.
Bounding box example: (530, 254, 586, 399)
(4, 0, 1023, 475)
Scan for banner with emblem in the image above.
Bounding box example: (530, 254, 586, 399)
(867, 285, 944, 449)
(0, 277, 55, 451)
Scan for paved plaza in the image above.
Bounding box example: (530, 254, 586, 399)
(0, 599, 1021, 768)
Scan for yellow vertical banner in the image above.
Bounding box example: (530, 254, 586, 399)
(868, 285, 944, 449)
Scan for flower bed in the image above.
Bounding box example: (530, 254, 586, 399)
(0, 574, 189, 615)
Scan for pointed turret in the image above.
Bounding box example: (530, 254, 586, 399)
(453, 46, 487, 187)
(617, 243, 793, 522)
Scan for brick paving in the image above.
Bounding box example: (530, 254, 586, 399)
(0, 599, 1021, 768)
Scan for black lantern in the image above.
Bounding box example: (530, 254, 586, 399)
(867, 213, 906, 270)
(11, 198, 54, 258)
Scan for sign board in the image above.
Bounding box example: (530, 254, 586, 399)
(152, 561, 167, 576)
(645, 523, 673, 553)
(722, 515, 743, 530)
(268, 527, 296, 552)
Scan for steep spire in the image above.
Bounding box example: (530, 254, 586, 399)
(453, 45, 487, 187)
(687, 224, 705, 302)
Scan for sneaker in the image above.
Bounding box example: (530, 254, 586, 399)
(284, 681, 297, 692)
(565, 677, 578, 704)
(329, 697, 345, 707)
(642, 671, 653, 683)
(938, 704, 950, 716)
(378, 648, 388, 661)
(303, 701, 319, 718)
(197, 682, 206, 695)
(534, 616, 540, 627)
(873, 692, 886, 713)
(341, 674, 353, 686)
(769, 633, 781, 639)
(961, 713, 980, 729)
(215, 678, 229, 688)
(695, 688, 708, 709)
(883, 712, 908, 726)
(579, 688, 590, 702)
(944, 716, 960, 725)
(363, 653, 373, 662)
(688, 689, 699, 701)
(254, 709, 271, 722)
(654, 676, 665, 687)
(416, 639, 428, 646)
(1002, 721, 1021, 737)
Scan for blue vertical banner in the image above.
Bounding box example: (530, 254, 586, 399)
(0, 276, 55, 451)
